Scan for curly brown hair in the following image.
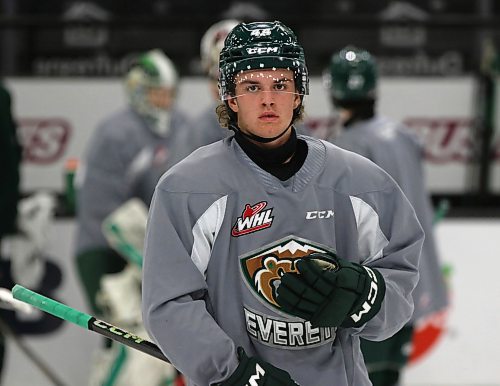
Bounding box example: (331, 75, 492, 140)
(215, 102, 305, 129)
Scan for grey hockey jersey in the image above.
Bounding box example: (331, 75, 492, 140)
(331, 115, 448, 321)
(191, 104, 230, 149)
(76, 106, 194, 254)
(142, 136, 423, 386)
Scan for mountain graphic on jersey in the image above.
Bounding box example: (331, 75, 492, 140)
(231, 201, 274, 237)
(240, 236, 335, 312)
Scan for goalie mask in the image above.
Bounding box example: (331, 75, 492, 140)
(324, 46, 377, 104)
(125, 49, 178, 137)
(218, 21, 309, 105)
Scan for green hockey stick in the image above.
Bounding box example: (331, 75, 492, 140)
(11, 285, 169, 363)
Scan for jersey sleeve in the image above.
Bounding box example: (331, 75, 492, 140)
(349, 183, 423, 341)
(142, 186, 238, 385)
(76, 126, 131, 251)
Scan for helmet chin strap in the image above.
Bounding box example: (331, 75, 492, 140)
(229, 122, 292, 143)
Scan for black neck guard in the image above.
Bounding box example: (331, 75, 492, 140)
(234, 127, 308, 181)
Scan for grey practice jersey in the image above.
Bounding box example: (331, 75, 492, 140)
(192, 103, 230, 148)
(331, 115, 448, 321)
(76, 106, 195, 254)
(142, 136, 423, 386)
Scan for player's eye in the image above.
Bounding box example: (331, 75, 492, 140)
(246, 84, 260, 93)
(274, 83, 287, 91)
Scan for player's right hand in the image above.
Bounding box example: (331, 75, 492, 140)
(218, 347, 299, 385)
(276, 252, 386, 328)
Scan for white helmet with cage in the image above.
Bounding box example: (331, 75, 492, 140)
(200, 19, 241, 80)
(125, 49, 178, 137)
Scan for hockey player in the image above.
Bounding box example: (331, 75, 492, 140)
(192, 19, 241, 148)
(142, 21, 423, 386)
(0, 81, 21, 380)
(324, 46, 449, 386)
(0, 82, 20, 245)
(75, 49, 192, 385)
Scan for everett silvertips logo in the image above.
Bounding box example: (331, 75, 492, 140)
(231, 201, 274, 237)
(240, 236, 338, 348)
(240, 236, 334, 311)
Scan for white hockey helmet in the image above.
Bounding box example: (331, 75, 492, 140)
(200, 19, 240, 79)
(125, 49, 178, 137)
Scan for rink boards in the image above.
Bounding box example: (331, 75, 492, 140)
(5, 76, 500, 195)
(2, 219, 499, 386)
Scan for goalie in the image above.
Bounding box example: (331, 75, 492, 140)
(74, 50, 194, 386)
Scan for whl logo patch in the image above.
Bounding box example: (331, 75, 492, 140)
(240, 236, 333, 310)
(231, 201, 274, 237)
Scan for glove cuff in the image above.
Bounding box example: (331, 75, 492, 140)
(217, 347, 298, 386)
(341, 266, 386, 328)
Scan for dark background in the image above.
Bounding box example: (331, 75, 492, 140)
(1, 0, 500, 216)
(0, 0, 497, 77)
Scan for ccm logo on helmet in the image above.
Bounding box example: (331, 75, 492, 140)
(305, 210, 334, 220)
(246, 47, 280, 55)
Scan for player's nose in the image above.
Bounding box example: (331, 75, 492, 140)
(260, 91, 275, 106)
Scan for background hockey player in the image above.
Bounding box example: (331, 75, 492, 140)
(1, 81, 63, 384)
(191, 19, 241, 148)
(324, 45, 449, 386)
(0, 81, 21, 381)
(74, 49, 192, 385)
(142, 21, 423, 386)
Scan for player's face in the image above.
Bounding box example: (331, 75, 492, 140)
(228, 69, 300, 147)
(147, 87, 175, 110)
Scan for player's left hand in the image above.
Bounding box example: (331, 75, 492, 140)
(276, 252, 386, 328)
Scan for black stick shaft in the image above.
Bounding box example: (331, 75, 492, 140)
(87, 317, 168, 362)
(11, 285, 170, 363)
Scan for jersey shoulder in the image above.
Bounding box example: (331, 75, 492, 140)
(320, 139, 397, 195)
(92, 108, 145, 145)
(375, 116, 423, 151)
(156, 139, 234, 194)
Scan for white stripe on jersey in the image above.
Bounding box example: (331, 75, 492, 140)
(190, 195, 228, 276)
(349, 196, 389, 264)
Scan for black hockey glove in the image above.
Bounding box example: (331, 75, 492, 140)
(218, 347, 299, 386)
(276, 252, 386, 328)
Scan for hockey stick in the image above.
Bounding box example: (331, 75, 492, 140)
(0, 288, 67, 386)
(11, 285, 170, 363)
(0, 317, 67, 386)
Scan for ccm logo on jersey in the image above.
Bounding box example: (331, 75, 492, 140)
(305, 210, 334, 220)
(232, 201, 274, 237)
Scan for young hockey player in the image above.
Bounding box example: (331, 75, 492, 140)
(325, 46, 449, 386)
(142, 21, 423, 386)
